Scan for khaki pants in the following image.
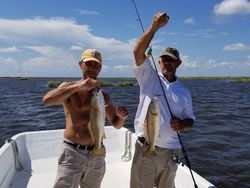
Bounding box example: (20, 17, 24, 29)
(130, 140, 181, 188)
(54, 142, 106, 188)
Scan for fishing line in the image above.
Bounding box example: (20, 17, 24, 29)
(131, 0, 198, 188)
(217, 167, 247, 187)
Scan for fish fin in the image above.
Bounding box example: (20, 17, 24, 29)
(94, 106, 100, 112)
(103, 132, 106, 139)
(87, 123, 95, 143)
(92, 146, 106, 156)
(143, 148, 156, 157)
(143, 119, 148, 141)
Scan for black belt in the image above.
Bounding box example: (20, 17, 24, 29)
(64, 140, 95, 151)
(138, 137, 149, 145)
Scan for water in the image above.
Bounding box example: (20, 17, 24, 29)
(0, 77, 249, 188)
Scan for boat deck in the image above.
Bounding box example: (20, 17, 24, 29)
(1, 127, 215, 188)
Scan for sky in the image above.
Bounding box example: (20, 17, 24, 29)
(0, 0, 250, 77)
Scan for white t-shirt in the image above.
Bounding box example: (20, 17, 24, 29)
(133, 59, 195, 149)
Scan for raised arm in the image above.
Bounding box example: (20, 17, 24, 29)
(42, 78, 97, 106)
(133, 12, 169, 66)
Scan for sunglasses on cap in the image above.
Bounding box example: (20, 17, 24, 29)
(160, 55, 178, 62)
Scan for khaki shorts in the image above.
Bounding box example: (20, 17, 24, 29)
(53, 141, 106, 188)
(130, 140, 181, 188)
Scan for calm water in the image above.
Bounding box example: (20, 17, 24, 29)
(0, 77, 249, 188)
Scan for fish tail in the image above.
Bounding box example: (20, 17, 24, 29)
(143, 148, 156, 157)
(92, 146, 106, 156)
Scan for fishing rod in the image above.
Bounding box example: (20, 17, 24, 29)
(131, 0, 198, 188)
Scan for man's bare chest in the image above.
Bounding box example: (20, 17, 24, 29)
(63, 91, 91, 114)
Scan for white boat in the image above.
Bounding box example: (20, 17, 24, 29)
(0, 126, 216, 188)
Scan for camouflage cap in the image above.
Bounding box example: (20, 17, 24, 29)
(160, 47, 180, 60)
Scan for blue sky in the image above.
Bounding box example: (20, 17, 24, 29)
(0, 0, 250, 77)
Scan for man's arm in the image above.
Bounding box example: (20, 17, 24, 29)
(134, 12, 169, 66)
(42, 78, 97, 106)
(103, 93, 128, 129)
(170, 118, 194, 132)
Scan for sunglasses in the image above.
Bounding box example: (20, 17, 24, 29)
(160, 56, 177, 62)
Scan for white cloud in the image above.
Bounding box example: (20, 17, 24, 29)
(219, 32, 229, 36)
(185, 28, 216, 38)
(214, 0, 250, 16)
(207, 59, 217, 68)
(0, 57, 19, 76)
(100, 65, 111, 72)
(24, 46, 66, 56)
(180, 55, 200, 69)
(0, 17, 134, 55)
(219, 61, 234, 69)
(178, 54, 250, 76)
(0, 46, 20, 53)
(7, 45, 77, 77)
(205, 59, 242, 70)
(77, 9, 99, 15)
(0, 17, 135, 77)
(184, 17, 195, 25)
(70, 45, 83, 51)
(114, 65, 131, 72)
(0, 17, 90, 43)
(223, 43, 250, 51)
(246, 56, 250, 66)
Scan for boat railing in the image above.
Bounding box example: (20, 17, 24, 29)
(121, 130, 133, 162)
(5, 138, 24, 171)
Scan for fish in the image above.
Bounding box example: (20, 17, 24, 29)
(88, 88, 106, 156)
(143, 97, 160, 157)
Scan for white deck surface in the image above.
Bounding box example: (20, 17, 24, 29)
(0, 127, 215, 188)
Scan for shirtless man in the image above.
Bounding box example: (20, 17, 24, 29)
(43, 49, 128, 188)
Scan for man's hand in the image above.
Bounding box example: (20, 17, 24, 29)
(77, 78, 98, 90)
(108, 106, 128, 129)
(116, 106, 128, 120)
(152, 12, 169, 31)
(133, 12, 170, 66)
(170, 117, 193, 132)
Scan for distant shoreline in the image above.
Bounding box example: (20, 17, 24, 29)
(1, 76, 250, 79)
(0, 76, 250, 82)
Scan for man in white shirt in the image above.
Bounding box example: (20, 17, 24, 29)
(130, 12, 195, 188)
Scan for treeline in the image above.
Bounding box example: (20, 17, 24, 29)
(48, 80, 135, 88)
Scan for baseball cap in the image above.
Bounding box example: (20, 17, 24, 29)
(160, 47, 180, 60)
(80, 49, 102, 64)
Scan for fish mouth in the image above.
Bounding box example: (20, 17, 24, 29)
(91, 87, 101, 96)
(95, 87, 101, 92)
